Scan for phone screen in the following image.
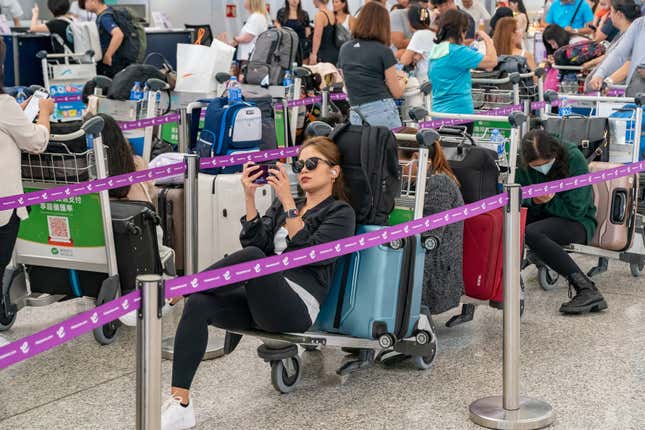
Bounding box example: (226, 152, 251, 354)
(24, 91, 49, 122)
(253, 163, 276, 185)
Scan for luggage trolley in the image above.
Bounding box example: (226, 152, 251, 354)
(37, 48, 96, 122)
(551, 65, 587, 95)
(0, 117, 125, 345)
(230, 127, 440, 394)
(535, 91, 645, 289)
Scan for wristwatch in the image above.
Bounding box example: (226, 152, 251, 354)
(285, 208, 299, 219)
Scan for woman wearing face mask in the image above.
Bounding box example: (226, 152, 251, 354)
(161, 137, 355, 430)
(518, 130, 607, 315)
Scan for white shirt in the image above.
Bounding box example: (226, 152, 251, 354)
(70, 1, 96, 22)
(0, 95, 49, 226)
(0, 0, 22, 22)
(237, 12, 269, 61)
(407, 29, 435, 84)
(457, 0, 491, 25)
(273, 226, 289, 255)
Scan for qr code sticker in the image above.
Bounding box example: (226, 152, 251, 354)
(47, 216, 71, 243)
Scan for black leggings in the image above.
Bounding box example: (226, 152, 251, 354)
(172, 247, 314, 390)
(0, 211, 20, 290)
(525, 211, 587, 277)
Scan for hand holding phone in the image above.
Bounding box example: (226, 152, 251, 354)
(253, 162, 277, 185)
(23, 90, 50, 122)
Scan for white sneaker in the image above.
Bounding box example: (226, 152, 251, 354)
(161, 395, 195, 430)
(119, 300, 179, 327)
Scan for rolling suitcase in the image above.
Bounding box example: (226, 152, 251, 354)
(589, 162, 638, 251)
(110, 200, 163, 293)
(315, 225, 425, 342)
(197, 173, 273, 271)
(157, 187, 185, 273)
(462, 207, 527, 304)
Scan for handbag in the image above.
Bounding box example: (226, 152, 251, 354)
(543, 116, 610, 162)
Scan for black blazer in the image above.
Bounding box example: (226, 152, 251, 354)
(240, 196, 356, 302)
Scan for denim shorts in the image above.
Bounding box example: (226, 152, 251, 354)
(349, 98, 402, 130)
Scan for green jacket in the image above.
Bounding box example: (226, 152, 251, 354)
(516, 142, 597, 244)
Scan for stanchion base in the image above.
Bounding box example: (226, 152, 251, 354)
(469, 396, 554, 430)
(162, 336, 225, 361)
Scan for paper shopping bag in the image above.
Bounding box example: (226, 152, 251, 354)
(175, 40, 235, 93)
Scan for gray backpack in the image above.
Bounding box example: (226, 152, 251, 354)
(245, 27, 299, 86)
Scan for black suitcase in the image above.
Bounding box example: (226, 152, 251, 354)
(438, 127, 499, 204)
(111, 200, 163, 293)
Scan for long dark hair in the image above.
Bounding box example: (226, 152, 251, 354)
(509, 0, 529, 31)
(0, 39, 5, 95)
(408, 4, 431, 31)
(299, 136, 350, 202)
(612, 0, 642, 22)
(542, 24, 572, 55)
(335, 0, 350, 15)
(521, 130, 569, 180)
(92, 113, 136, 198)
(434, 9, 469, 44)
(281, 0, 305, 21)
(489, 7, 514, 36)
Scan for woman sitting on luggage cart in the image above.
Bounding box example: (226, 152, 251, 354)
(162, 137, 355, 429)
(518, 130, 608, 315)
(428, 9, 498, 122)
(338, 1, 406, 130)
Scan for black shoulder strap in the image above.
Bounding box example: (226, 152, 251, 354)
(360, 125, 376, 222)
(333, 257, 352, 329)
(569, 0, 584, 27)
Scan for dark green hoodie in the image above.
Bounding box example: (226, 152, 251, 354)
(516, 142, 597, 244)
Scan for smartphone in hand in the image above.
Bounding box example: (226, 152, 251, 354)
(24, 90, 50, 122)
(252, 162, 277, 185)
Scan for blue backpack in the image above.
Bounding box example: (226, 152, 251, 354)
(609, 104, 645, 160)
(192, 98, 263, 174)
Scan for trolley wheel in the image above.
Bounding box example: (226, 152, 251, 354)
(270, 355, 302, 394)
(630, 262, 644, 278)
(538, 266, 559, 291)
(378, 333, 396, 349)
(0, 305, 16, 331)
(92, 281, 121, 345)
(413, 334, 438, 371)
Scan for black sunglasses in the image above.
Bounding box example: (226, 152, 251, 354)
(293, 157, 335, 173)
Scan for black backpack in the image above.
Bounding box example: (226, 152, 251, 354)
(245, 27, 299, 86)
(100, 8, 146, 64)
(107, 64, 167, 100)
(438, 127, 499, 204)
(329, 123, 401, 225)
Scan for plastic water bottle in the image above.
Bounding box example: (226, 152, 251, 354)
(130, 81, 144, 101)
(140, 84, 150, 116)
(16, 89, 27, 104)
(283, 69, 294, 99)
(560, 96, 571, 117)
(227, 76, 242, 105)
(492, 129, 508, 182)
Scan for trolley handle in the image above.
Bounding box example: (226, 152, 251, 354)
(49, 117, 105, 143)
(471, 72, 522, 85)
(552, 64, 583, 71)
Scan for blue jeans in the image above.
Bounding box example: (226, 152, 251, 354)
(349, 98, 402, 130)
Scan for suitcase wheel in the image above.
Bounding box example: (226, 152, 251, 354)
(270, 355, 302, 394)
(630, 261, 644, 278)
(378, 333, 396, 349)
(538, 266, 560, 291)
(92, 277, 121, 345)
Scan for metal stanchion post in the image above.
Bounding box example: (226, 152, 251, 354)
(136, 274, 163, 430)
(469, 185, 554, 430)
(162, 155, 225, 361)
(177, 107, 189, 154)
(321, 89, 330, 118)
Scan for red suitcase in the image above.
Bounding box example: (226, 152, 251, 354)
(463, 207, 527, 303)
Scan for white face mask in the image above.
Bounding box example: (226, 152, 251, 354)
(530, 159, 556, 176)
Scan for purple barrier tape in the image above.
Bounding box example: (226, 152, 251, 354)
(118, 113, 181, 131)
(0, 163, 186, 212)
(274, 93, 348, 110)
(53, 95, 83, 103)
(3, 159, 645, 370)
(523, 160, 645, 199)
(165, 193, 509, 298)
(199, 147, 301, 170)
(0, 291, 140, 369)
